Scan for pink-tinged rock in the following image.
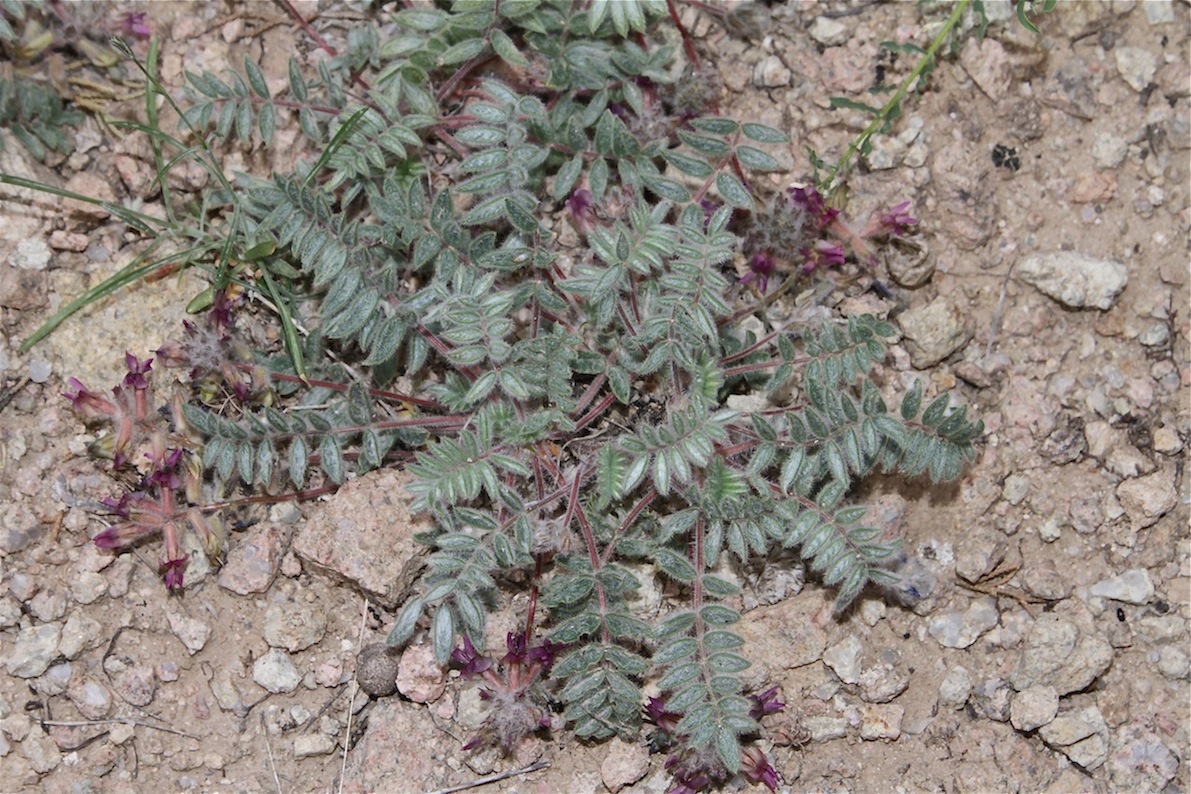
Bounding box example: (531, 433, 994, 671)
(600, 737, 650, 793)
(218, 522, 292, 595)
(960, 36, 1011, 102)
(339, 698, 452, 793)
(1072, 172, 1116, 203)
(48, 230, 89, 252)
(0, 264, 48, 311)
(1116, 469, 1178, 530)
(166, 607, 212, 654)
(860, 703, 904, 740)
(293, 469, 429, 608)
(396, 643, 447, 704)
(111, 663, 157, 707)
(63, 171, 116, 220)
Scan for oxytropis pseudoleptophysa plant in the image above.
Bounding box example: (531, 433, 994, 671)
(55, 2, 984, 791)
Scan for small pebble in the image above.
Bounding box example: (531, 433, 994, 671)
(6, 623, 62, 678)
(1018, 252, 1128, 310)
(859, 703, 904, 740)
(1010, 685, 1058, 732)
(253, 649, 302, 694)
(263, 602, 327, 653)
(1038, 705, 1109, 770)
(293, 733, 337, 759)
(1089, 568, 1154, 605)
(356, 643, 400, 698)
(1157, 646, 1189, 680)
(822, 635, 863, 684)
(937, 666, 972, 710)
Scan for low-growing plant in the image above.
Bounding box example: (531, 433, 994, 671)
(22, 1, 1016, 791)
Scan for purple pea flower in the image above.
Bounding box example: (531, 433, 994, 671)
(161, 554, 190, 590)
(749, 685, 785, 720)
(740, 252, 777, 292)
(800, 239, 846, 274)
(450, 634, 492, 678)
(788, 184, 839, 227)
(565, 188, 596, 234)
(741, 745, 780, 791)
(120, 11, 152, 38)
(878, 201, 918, 236)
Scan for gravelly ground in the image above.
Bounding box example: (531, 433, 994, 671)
(0, 1, 1187, 793)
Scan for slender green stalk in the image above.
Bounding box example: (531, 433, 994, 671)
(821, 0, 972, 195)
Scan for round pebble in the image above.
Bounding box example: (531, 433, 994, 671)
(357, 643, 400, 698)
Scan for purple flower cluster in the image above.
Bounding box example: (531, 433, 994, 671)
(64, 352, 203, 590)
(646, 688, 784, 793)
(451, 631, 568, 752)
(741, 183, 919, 292)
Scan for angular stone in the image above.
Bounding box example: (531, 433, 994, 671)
(599, 737, 650, 793)
(166, 608, 212, 654)
(293, 469, 430, 608)
(1039, 705, 1109, 770)
(66, 679, 113, 720)
(1010, 615, 1113, 695)
(822, 635, 863, 684)
(1010, 685, 1058, 732)
(293, 733, 337, 759)
(937, 665, 972, 710)
(1089, 569, 1154, 605)
(263, 602, 327, 653)
(898, 297, 973, 368)
(1116, 470, 1178, 531)
(218, 522, 292, 595)
(928, 598, 999, 649)
(253, 649, 302, 694)
(1018, 252, 1128, 310)
(809, 17, 849, 46)
(859, 703, 903, 740)
(6, 623, 61, 678)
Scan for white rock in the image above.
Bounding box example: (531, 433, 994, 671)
(1092, 133, 1129, 169)
(1009, 685, 1058, 732)
(1018, 252, 1128, 310)
(858, 663, 909, 703)
(10, 238, 51, 271)
(293, 733, 337, 759)
(937, 665, 972, 709)
(822, 635, 863, 684)
(166, 609, 212, 654)
(928, 598, 999, 649)
(1157, 646, 1190, 679)
(1114, 46, 1157, 92)
(1089, 569, 1154, 605)
(1116, 469, 1178, 530)
(898, 297, 973, 368)
(1039, 705, 1109, 770)
(6, 624, 61, 678)
(859, 703, 903, 740)
(809, 17, 850, 46)
(864, 135, 906, 170)
(1143, 2, 1175, 22)
(1010, 615, 1113, 695)
(253, 649, 302, 694)
(753, 55, 791, 88)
